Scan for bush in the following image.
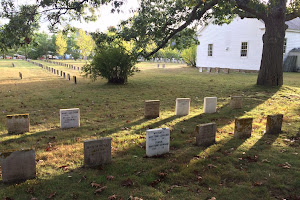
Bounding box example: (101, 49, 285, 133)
(84, 46, 139, 84)
(182, 45, 197, 67)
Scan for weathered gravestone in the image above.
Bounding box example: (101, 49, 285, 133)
(6, 114, 30, 134)
(60, 71, 62, 76)
(175, 98, 190, 116)
(195, 122, 217, 146)
(207, 67, 211, 73)
(234, 118, 253, 138)
(146, 128, 170, 157)
(19, 72, 22, 79)
(73, 76, 77, 84)
(144, 100, 160, 119)
(12, 63, 15, 67)
(266, 114, 283, 134)
(84, 138, 111, 167)
(157, 64, 160, 68)
(60, 108, 80, 129)
(57, 70, 59, 75)
(67, 74, 70, 80)
(63, 72, 66, 79)
(203, 97, 217, 113)
(230, 96, 243, 109)
(215, 68, 220, 73)
(0, 149, 36, 183)
(162, 64, 165, 68)
(199, 67, 203, 72)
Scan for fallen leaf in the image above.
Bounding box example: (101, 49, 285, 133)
(150, 179, 161, 187)
(94, 186, 107, 194)
(106, 175, 115, 181)
(121, 178, 133, 187)
(208, 164, 217, 169)
(253, 181, 263, 186)
(166, 185, 181, 193)
(48, 191, 56, 199)
(158, 172, 168, 178)
(108, 194, 117, 200)
(129, 196, 143, 200)
(278, 162, 291, 169)
(91, 182, 102, 188)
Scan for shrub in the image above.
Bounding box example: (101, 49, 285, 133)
(182, 45, 197, 67)
(84, 45, 139, 84)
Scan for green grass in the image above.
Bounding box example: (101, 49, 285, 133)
(0, 59, 299, 200)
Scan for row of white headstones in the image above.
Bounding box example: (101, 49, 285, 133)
(1, 97, 283, 183)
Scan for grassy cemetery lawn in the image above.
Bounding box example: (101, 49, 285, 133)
(0, 60, 300, 199)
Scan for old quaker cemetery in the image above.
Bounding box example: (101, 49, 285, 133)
(0, 60, 299, 199)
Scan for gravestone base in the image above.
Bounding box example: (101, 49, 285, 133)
(146, 128, 170, 157)
(145, 100, 160, 119)
(6, 114, 30, 134)
(230, 96, 243, 109)
(60, 108, 80, 129)
(196, 123, 217, 146)
(175, 98, 190, 116)
(84, 138, 111, 168)
(266, 114, 283, 134)
(234, 118, 253, 138)
(0, 149, 36, 183)
(203, 97, 217, 113)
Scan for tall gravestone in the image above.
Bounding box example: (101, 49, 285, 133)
(234, 118, 253, 138)
(60, 108, 80, 129)
(203, 97, 217, 113)
(144, 100, 160, 119)
(175, 98, 190, 116)
(230, 96, 243, 109)
(195, 123, 217, 146)
(146, 128, 170, 157)
(266, 114, 283, 134)
(0, 149, 36, 183)
(6, 114, 30, 134)
(84, 138, 111, 167)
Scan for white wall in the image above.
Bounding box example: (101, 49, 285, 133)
(285, 31, 300, 69)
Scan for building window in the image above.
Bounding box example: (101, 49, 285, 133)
(283, 38, 287, 54)
(241, 42, 248, 57)
(208, 44, 213, 56)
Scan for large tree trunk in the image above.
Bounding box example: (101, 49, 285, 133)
(257, 5, 286, 86)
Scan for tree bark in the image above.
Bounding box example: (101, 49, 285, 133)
(257, 4, 286, 86)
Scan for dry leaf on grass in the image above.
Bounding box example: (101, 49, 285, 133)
(121, 178, 133, 187)
(94, 186, 107, 194)
(106, 175, 115, 181)
(91, 182, 102, 188)
(48, 191, 56, 199)
(108, 194, 117, 200)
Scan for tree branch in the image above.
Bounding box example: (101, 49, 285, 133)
(234, 0, 266, 20)
(144, 0, 219, 58)
(286, 10, 300, 21)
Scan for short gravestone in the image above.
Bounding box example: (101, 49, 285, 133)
(266, 114, 283, 134)
(6, 114, 30, 134)
(12, 63, 15, 67)
(57, 70, 59, 75)
(63, 72, 66, 79)
(162, 64, 165, 68)
(60, 71, 62, 76)
(199, 67, 203, 72)
(84, 138, 111, 167)
(146, 128, 170, 157)
(19, 72, 22, 79)
(203, 97, 217, 113)
(73, 76, 77, 84)
(145, 100, 160, 118)
(67, 74, 70, 80)
(207, 67, 211, 73)
(215, 68, 220, 73)
(234, 118, 253, 138)
(195, 122, 217, 146)
(157, 64, 160, 68)
(0, 149, 36, 183)
(60, 108, 80, 129)
(175, 98, 190, 116)
(230, 96, 243, 109)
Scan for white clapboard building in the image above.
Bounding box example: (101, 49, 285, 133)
(196, 17, 300, 71)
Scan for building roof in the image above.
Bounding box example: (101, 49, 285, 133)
(286, 17, 300, 30)
(290, 48, 300, 52)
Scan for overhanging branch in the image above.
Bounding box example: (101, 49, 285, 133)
(286, 10, 300, 21)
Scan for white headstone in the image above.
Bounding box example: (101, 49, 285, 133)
(175, 98, 190, 116)
(203, 97, 217, 113)
(199, 67, 203, 72)
(60, 108, 80, 129)
(146, 128, 170, 157)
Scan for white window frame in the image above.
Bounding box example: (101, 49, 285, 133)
(208, 44, 213, 57)
(240, 42, 248, 57)
(283, 38, 287, 54)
